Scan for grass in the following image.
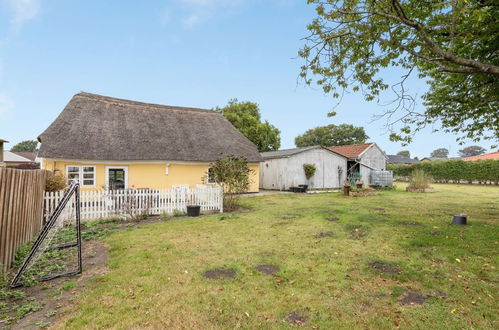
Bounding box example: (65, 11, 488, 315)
(52, 184, 499, 328)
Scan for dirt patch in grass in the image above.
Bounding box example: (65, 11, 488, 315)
(345, 225, 368, 239)
(314, 232, 335, 238)
(325, 217, 340, 222)
(369, 261, 402, 275)
(398, 221, 423, 226)
(280, 214, 300, 220)
(256, 264, 280, 276)
(272, 222, 290, 227)
(203, 268, 236, 280)
(433, 290, 447, 298)
(429, 231, 443, 236)
(284, 312, 308, 326)
(3, 240, 108, 329)
(400, 290, 427, 305)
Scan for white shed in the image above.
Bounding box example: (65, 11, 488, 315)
(260, 146, 347, 190)
(329, 143, 387, 185)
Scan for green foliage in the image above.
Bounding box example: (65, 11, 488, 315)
(15, 300, 42, 318)
(10, 140, 38, 152)
(45, 173, 66, 192)
(458, 146, 487, 158)
(173, 209, 186, 217)
(396, 150, 410, 158)
(388, 160, 499, 183)
(430, 148, 449, 158)
(61, 281, 77, 291)
(295, 124, 368, 147)
(300, 0, 499, 145)
(303, 164, 317, 180)
(210, 154, 253, 211)
(215, 99, 281, 152)
(408, 169, 431, 190)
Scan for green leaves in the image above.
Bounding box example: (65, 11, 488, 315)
(300, 0, 499, 144)
(295, 124, 369, 147)
(215, 99, 281, 152)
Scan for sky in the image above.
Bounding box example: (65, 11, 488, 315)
(0, 0, 496, 159)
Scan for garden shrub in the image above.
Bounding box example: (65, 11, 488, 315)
(408, 169, 431, 189)
(45, 173, 67, 192)
(303, 164, 316, 180)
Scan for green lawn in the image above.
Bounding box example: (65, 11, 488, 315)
(60, 184, 498, 329)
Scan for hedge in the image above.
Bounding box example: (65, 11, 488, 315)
(387, 160, 499, 184)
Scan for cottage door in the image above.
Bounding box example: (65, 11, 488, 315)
(106, 166, 128, 190)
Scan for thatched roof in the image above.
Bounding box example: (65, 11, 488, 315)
(38, 93, 262, 162)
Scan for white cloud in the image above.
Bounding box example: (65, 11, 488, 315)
(0, 93, 14, 119)
(5, 0, 41, 32)
(183, 14, 201, 28)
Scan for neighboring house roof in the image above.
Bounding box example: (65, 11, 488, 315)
(38, 92, 262, 162)
(421, 157, 461, 162)
(387, 155, 419, 164)
(328, 143, 374, 158)
(4, 151, 33, 163)
(462, 151, 499, 161)
(0, 139, 8, 143)
(11, 152, 38, 161)
(261, 145, 346, 160)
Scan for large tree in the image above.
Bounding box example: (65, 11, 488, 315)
(430, 148, 449, 158)
(397, 150, 410, 157)
(295, 124, 369, 147)
(215, 99, 280, 152)
(299, 0, 499, 145)
(11, 140, 38, 152)
(458, 145, 486, 157)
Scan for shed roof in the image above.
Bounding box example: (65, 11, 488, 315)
(11, 152, 38, 161)
(38, 92, 262, 162)
(261, 145, 346, 160)
(4, 151, 33, 162)
(328, 143, 374, 158)
(387, 155, 419, 164)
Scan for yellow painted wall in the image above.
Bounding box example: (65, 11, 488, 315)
(42, 159, 260, 193)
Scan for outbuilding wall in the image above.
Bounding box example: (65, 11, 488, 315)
(260, 149, 346, 190)
(358, 144, 386, 185)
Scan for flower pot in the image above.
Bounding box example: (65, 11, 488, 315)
(451, 215, 467, 225)
(356, 184, 363, 189)
(298, 184, 308, 193)
(187, 205, 201, 217)
(343, 186, 350, 196)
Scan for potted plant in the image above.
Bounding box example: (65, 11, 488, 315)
(343, 180, 351, 196)
(186, 194, 201, 217)
(356, 179, 363, 189)
(303, 163, 316, 191)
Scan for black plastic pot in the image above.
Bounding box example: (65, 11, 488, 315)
(298, 184, 308, 193)
(187, 205, 201, 217)
(452, 215, 467, 225)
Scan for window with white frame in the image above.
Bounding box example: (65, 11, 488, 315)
(66, 165, 95, 187)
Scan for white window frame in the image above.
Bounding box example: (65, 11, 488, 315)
(105, 166, 129, 190)
(66, 165, 96, 188)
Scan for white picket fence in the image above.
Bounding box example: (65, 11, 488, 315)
(43, 185, 223, 222)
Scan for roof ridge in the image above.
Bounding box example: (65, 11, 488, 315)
(76, 92, 216, 114)
(261, 145, 319, 154)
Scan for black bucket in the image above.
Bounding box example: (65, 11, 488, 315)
(298, 184, 308, 193)
(451, 215, 467, 225)
(187, 205, 201, 217)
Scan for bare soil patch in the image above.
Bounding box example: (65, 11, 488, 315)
(429, 231, 443, 236)
(314, 232, 335, 238)
(284, 312, 308, 326)
(255, 264, 279, 276)
(325, 217, 340, 222)
(4, 240, 108, 329)
(400, 290, 427, 305)
(369, 261, 402, 275)
(345, 225, 368, 239)
(203, 268, 236, 280)
(280, 214, 300, 220)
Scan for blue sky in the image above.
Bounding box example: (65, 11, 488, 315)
(0, 0, 495, 158)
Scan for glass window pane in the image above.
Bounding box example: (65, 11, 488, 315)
(83, 179, 94, 186)
(83, 173, 94, 179)
(83, 167, 94, 173)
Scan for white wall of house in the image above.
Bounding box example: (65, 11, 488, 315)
(260, 149, 347, 190)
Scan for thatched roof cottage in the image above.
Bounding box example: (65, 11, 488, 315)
(38, 92, 262, 192)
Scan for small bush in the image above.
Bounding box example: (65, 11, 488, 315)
(173, 209, 186, 217)
(303, 164, 316, 180)
(45, 173, 66, 192)
(408, 169, 431, 189)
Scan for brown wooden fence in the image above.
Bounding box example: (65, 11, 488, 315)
(0, 168, 50, 272)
